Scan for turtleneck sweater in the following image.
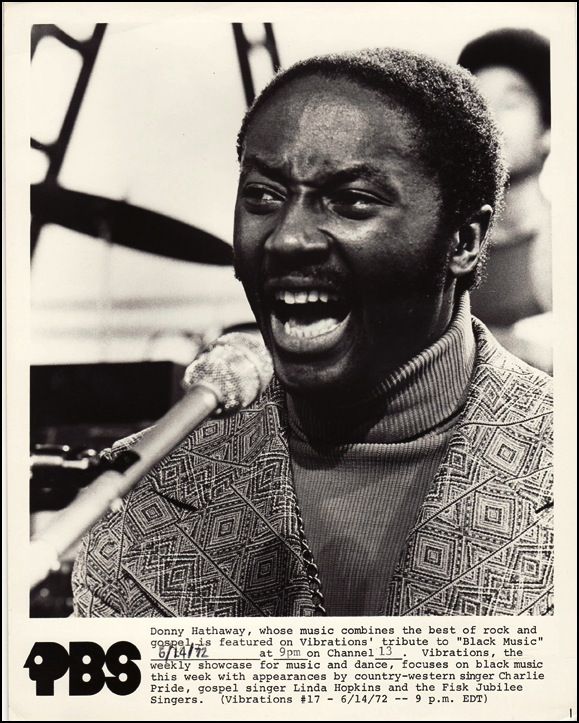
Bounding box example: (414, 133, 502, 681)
(287, 294, 476, 615)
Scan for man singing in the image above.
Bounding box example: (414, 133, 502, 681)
(73, 48, 553, 617)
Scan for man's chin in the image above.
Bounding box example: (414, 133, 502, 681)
(272, 356, 362, 403)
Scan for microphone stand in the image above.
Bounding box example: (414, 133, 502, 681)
(29, 384, 219, 589)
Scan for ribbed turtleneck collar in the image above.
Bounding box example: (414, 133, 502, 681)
(287, 293, 476, 445)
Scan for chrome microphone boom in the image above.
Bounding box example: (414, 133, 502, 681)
(29, 333, 273, 589)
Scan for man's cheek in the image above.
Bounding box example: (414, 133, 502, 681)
(232, 258, 264, 320)
(232, 242, 254, 284)
(362, 264, 416, 298)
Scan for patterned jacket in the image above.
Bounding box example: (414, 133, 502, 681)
(73, 319, 554, 617)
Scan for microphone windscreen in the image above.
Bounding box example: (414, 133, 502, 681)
(182, 332, 273, 413)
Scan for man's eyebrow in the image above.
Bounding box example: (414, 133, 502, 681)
(240, 156, 400, 189)
(240, 156, 290, 183)
(326, 165, 396, 186)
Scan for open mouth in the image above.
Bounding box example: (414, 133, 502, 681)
(267, 286, 352, 354)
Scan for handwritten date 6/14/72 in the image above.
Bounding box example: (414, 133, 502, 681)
(158, 645, 208, 660)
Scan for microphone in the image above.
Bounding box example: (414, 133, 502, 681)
(29, 332, 273, 589)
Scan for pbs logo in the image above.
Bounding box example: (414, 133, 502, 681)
(24, 641, 141, 696)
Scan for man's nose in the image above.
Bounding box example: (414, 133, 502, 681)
(264, 202, 330, 259)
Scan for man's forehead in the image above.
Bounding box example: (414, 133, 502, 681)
(247, 76, 370, 134)
(247, 73, 415, 128)
(241, 75, 424, 172)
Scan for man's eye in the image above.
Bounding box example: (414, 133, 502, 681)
(329, 191, 384, 219)
(242, 185, 284, 213)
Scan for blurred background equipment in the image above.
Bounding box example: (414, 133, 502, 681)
(31, 183, 233, 264)
(31, 444, 100, 513)
(30, 360, 187, 615)
(30, 444, 100, 615)
(30, 20, 278, 614)
(31, 24, 107, 255)
(232, 22, 280, 105)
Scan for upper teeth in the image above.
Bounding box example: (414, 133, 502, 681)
(274, 290, 337, 304)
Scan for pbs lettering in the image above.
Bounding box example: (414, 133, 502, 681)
(24, 641, 141, 696)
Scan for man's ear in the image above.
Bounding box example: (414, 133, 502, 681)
(539, 128, 551, 159)
(449, 204, 493, 278)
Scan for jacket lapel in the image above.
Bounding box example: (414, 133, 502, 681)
(384, 321, 553, 616)
(121, 382, 317, 616)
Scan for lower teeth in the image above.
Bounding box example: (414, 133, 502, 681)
(283, 318, 340, 338)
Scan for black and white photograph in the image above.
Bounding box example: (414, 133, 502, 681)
(5, 2, 576, 719)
